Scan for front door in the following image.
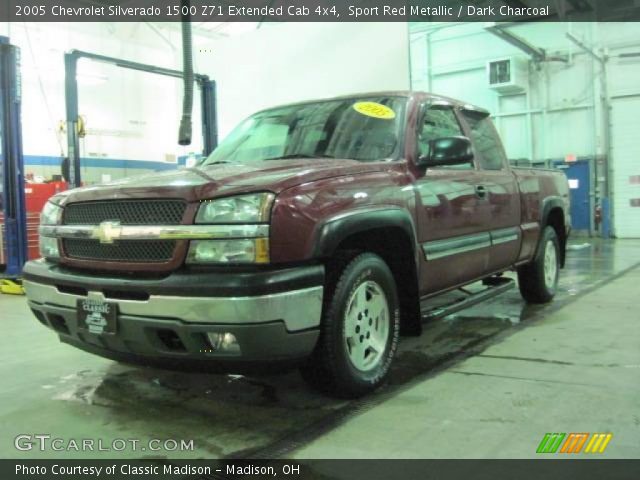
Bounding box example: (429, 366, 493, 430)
(413, 104, 491, 295)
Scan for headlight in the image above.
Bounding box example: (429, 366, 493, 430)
(186, 239, 269, 264)
(39, 236, 60, 259)
(195, 193, 274, 224)
(40, 201, 63, 225)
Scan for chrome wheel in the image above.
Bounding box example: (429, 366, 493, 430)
(344, 280, 390, 372)
(543, 239, 558, 289)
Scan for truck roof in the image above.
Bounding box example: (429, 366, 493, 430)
(255, 91, 491, 117)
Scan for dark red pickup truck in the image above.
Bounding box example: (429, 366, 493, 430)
(24, 91, 570, 397)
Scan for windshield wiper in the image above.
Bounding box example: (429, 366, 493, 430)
(263, 153, 335, 161)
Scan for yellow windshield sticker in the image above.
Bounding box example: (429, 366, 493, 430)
(353, 102, 396, 119)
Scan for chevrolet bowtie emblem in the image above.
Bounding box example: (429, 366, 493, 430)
(92, 221, 122, 244)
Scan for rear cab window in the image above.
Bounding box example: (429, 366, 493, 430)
(461, 111, 507, 171)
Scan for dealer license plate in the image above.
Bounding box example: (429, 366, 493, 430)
(77, 298, 117, 335)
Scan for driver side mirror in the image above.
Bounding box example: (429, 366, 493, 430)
(417, 136, 474, 169)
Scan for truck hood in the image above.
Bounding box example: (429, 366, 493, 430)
(55, 159, 385, 204)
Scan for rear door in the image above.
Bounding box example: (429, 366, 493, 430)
(459, 110, 521, 272)
(563, 160, 591, 231)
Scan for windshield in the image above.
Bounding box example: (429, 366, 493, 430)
(201, 96, 406, 165)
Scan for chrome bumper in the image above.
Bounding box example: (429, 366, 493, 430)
(24, 280, 323, 332)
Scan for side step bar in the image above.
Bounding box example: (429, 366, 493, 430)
(420, 277, 515, 322)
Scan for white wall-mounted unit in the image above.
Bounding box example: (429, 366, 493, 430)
(487, 57, 529, 94)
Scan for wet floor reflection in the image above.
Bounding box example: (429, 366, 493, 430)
(45, 239, 640, 458)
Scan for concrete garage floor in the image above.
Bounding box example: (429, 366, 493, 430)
(1, 239, 639, 460)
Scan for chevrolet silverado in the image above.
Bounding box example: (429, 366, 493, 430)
(24, 91, 570, 397)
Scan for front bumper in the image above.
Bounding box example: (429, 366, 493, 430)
(23, 260, 324, 371)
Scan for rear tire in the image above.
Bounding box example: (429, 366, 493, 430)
(517, 226, 560, 304)
(300, 252, 400, 398)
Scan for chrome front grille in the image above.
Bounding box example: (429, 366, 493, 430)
(63, 200, 187, 226)
(61, 200, 186, 264)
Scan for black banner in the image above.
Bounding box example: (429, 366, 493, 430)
(2, 0, 640, 22)
(2, 459, 640, 480)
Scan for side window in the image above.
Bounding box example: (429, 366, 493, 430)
(418, 107, 471, 170)
(462, 113, 506, 171)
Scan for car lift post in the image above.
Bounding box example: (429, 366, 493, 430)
(64, 50, 218, 188)
(0, 36, 28, 282)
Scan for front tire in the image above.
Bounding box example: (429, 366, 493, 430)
(301, 252, 400, 398)
(517, 226, 560, 304)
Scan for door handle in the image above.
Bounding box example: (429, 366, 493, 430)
(475, 185, 487, 199)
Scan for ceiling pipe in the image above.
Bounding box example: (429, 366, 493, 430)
(178, 0, 194, 146)
(485, 23, 568, 64)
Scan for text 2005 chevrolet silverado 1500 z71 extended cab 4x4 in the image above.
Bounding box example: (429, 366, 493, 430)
(24, 92, 570, 397)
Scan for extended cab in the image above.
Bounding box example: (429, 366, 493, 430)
(24, 92, 570, 397)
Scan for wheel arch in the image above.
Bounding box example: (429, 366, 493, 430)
(541, 197, 568, 268)
(313, 207, 422, 336)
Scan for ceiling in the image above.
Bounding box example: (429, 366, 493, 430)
(61, 0, 639, 39)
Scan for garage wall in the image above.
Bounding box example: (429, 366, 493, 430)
(409, 22, 640, 237)
(409, 22, 601, 160)
(7, 22, 191, 183)
(195, 22, 411, 138)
